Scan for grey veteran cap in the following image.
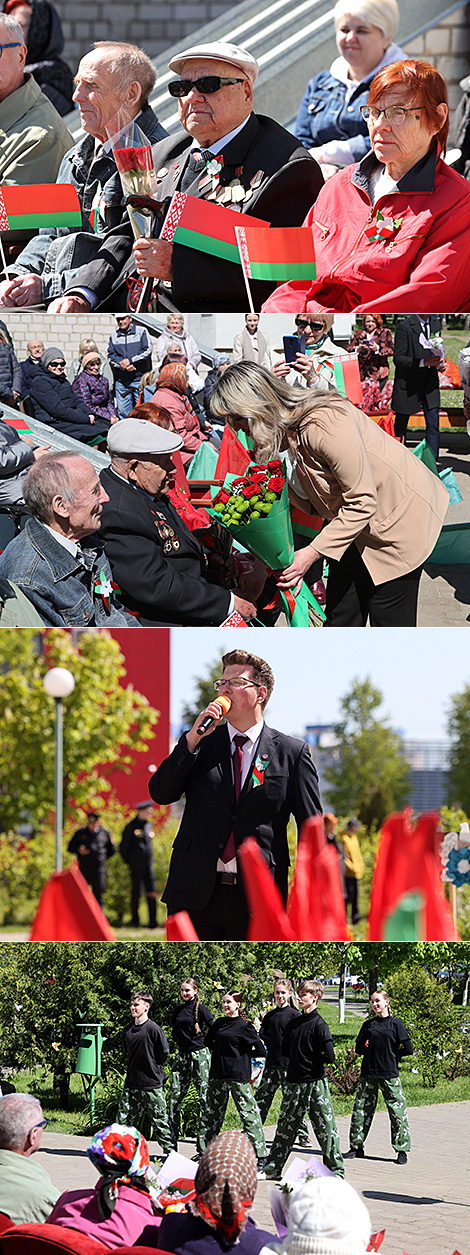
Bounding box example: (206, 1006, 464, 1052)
(107, 419, 183, 456)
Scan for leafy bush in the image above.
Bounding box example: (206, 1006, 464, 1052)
(385, 962, 468, 1087)
(326, 1046, 361, 1095)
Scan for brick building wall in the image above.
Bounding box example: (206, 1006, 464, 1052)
(4, 312, 118, 363)
(403, 4, 470, 109)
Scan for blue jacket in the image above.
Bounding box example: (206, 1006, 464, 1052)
(0, 516, 133, 626)
(10, 103, 167, 303)
(295, 43, 405, 163)
(107, 322, 152, 382)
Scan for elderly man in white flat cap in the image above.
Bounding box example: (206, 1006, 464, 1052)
(99, 418, 258, 625)
(53, 40, 323, 313)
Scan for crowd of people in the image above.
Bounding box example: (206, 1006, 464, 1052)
(0, 9, 467, 310)
(0, 310, 462, 628)
(0, 976, 414, 1250)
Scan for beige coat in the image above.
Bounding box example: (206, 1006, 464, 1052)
(288, 400, 449, 585)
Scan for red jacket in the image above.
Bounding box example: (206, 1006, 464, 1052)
(262, 148, 470, 313)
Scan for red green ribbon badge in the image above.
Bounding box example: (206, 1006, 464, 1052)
(365, 210, 403, 244)
(94, 569, 119, 613)
(252, 754, 269, 787)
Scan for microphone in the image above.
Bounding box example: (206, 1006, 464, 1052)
(196, 695, 231, 736)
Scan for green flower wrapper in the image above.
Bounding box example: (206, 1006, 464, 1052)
(207, 470, 325, 625)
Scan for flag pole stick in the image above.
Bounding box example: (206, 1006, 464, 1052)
(0, 235, 10, 282)
(235, 225, 255, 314)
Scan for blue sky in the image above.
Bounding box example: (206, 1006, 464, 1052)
(170, 628, 468, 741)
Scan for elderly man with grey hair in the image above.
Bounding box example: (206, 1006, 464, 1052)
(0, 1092, 60, 1223)
(0, 450, 135, 626)
(99, 418, 257, 625)
(0, 12, 71, 186)
(0, 39, 167, 308)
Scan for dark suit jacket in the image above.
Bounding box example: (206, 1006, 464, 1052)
(99, 466, 231, 626)
(391, 315, 441, 415)
(67, 112, 323, 312)
(149, 722, 322, 913)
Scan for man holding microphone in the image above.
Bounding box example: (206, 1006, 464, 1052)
(149, 649, 322, 940)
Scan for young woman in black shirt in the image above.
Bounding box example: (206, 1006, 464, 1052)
(204, 991, 266, 1165)
(346, 990, 413, 1164)
(167, 977, 214, 1155)
(256, 978, 309, 1146)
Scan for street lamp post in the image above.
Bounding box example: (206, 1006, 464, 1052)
(43, 667, 75, 872)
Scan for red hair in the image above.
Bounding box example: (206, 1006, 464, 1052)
(128, 402, 175, 430)
(368, 60, 449, 154)
(362, 314, 383, 330)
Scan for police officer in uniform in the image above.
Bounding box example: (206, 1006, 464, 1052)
(99, 419, 258, 626)
(120, 801, 158, 928)
(68, 811, 116, 906)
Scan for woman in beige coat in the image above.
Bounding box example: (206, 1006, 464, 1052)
(210, 361, 449, 626)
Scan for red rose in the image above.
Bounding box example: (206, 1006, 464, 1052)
(214, 488, 231, 504)
(242, 484, 257, 498)
(114, 145, 153, 174)
(267, 476, 284, 493)
(267, 460, 283, 473)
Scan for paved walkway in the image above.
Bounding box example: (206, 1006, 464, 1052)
(418, 436, 470, 626)
(35, 1101, 469, 1255)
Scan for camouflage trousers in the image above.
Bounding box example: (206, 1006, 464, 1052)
(264, 1080, 344, 1176)
(205, 1080, 266, 1159)
(167, 1047, 211, 1154)
(117, 1086, 173, 1155)
(256, 1066, 310, 1142)
(349, 1076, 411, 1153)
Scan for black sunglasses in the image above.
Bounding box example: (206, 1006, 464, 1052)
(168, 76, 245, 98)
(49, 361, 66, 368)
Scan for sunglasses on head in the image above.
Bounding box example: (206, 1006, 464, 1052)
(168, 76, 245, 97)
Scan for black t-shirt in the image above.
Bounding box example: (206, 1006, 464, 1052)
(260, 1005, 301, 1069)
(284, 1009, 335, 1081)
(172, 998, 214, 1053)
(206, 1016, 266, 1082)
(355, 1015, 413, 1078)
(122, 1018, 170, 1090)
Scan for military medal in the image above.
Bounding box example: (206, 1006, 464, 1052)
(252, 754, 269, 787)
(157, 167, 169, 177)
(153, 511, 181, 552)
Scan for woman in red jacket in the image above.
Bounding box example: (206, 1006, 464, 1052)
(263, 61, 470, 314)
(151, 363, 208, 468)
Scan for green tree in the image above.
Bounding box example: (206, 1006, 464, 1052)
(447, 684, 470, 813)
(180, 655, 226, 729)
(325, 677, 410, 826)
(0, 630, 160, 829)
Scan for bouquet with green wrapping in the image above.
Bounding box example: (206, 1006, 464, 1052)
(208, 462, 325, 625)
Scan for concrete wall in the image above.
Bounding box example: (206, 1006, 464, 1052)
(56, 0, 470, 116)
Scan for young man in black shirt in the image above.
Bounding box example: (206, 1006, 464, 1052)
(264, 980, 343, 1178)
(104, 990, 173, 1160)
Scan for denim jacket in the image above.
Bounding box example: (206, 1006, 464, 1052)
(294, 43, 404, 163)
(0, 517, 134, 626)
(10, 103, 167, 303)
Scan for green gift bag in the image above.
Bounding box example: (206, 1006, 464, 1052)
(186, 441, 218, 480)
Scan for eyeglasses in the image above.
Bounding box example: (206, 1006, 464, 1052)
(0, 43, 21, 57)
(214, 677, 260, 691)
(168, 76, 245, 98)
(360, 105, 425, 125)
(49, 361, 65, 369)
(29, 1118, 50, 1136)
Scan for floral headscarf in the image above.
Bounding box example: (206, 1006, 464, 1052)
(189, 1131, 257, 1244)
(87, 1124, 160, 1217)
(157, 363, 188, 394)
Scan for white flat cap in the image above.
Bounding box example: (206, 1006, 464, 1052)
(107, 419, 183, 456)
(169, 42, 259, 84)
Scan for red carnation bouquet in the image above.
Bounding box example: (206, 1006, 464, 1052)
(208, 464, 325, 626)
(106, 110, 158, 239)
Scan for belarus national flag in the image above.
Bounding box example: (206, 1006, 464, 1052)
(235, 223, 316, 281)
(0, 185, 82, 232)
(317, 354, 363, 406)
(1, 413, 33, 436)
(160, 192, 268, 263)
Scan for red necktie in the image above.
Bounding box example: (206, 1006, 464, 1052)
(221, 734, 249, 864)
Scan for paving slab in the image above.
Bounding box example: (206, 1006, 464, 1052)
(34, 1100, 470, 1255)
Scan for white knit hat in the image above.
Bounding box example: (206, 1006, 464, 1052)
(278, 1177, 371, 1255)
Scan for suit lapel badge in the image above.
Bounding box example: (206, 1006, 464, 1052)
(157, 167, 169, 177)
(252, 753, 269, 788)
(250, 170, 264, 190)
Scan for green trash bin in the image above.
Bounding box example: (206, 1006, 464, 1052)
(76, 1023, 104, 1079)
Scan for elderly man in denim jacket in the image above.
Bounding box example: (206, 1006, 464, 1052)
(0, 40, 167, 308)
(0, 450, 136, 625)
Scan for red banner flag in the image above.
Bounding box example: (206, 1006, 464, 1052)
(29, 864, 115, 941)
(367, 810, 459, 941)
(160, 192, 268, 264)
(236, 223, 316, 281)
(166, 911, 199, 940)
